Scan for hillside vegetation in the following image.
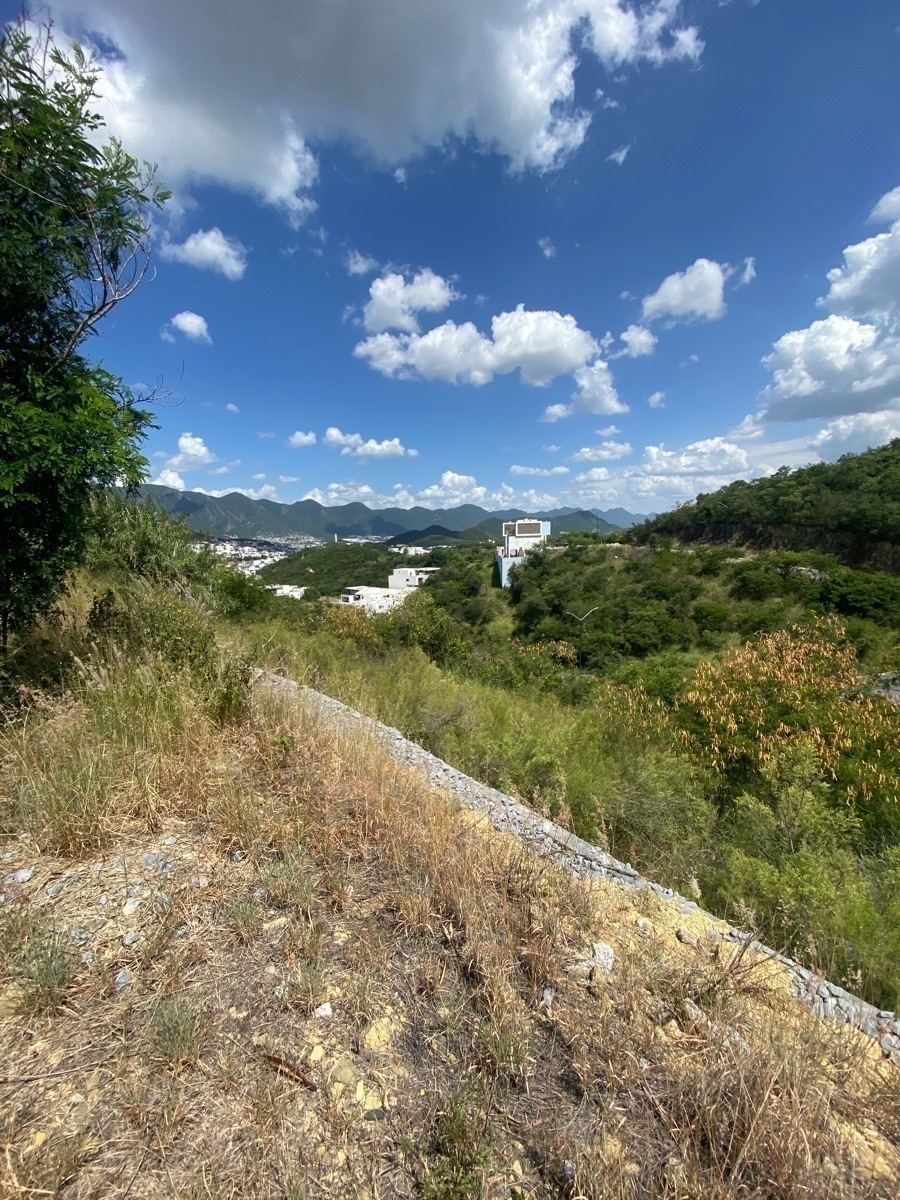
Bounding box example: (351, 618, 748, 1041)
(1, 496, 899, 1197)
(258, 541, 400, 596)
(633, 439, 900, 568)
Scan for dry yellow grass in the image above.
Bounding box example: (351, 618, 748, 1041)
(0, 661, 898, 1198)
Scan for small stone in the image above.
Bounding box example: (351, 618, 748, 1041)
(635, 917, 652, 934)
(114, 967, 133, 991)
(99, 895, 108, 906)
(142, 852, 163, 868)
(68, 925, 89, 945)
(122, 897, 140, 917)
(264, 964, 277, 976)
(4, 867, 34, 885)
(313, 1002, 332, 1019)
(364, 1108, 387, 1122)
(682, 998, 705, 1024)
(541, 986, 554, 1008)
(591, 942, 615, 975)
(122, 930, 139, 948)
(45, 882, 64, 898)
(190, 874, 209, 889)
(163, 836, 178, 846)
(154, 893, 171, 912)
(233, 850, 245, 862)
(676, 928, 698, 948)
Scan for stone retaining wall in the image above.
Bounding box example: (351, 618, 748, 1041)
(256, 670, 900, 1059)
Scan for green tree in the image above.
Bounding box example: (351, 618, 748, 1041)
(0, 22, 169, 651)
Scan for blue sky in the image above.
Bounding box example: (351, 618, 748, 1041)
(14, 0, 900, 513)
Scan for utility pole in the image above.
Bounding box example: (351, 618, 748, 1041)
(564, 606, 600, 669)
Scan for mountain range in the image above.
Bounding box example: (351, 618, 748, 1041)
(139, 484, 650, 540)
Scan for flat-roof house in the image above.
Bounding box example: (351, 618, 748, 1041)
(496, 519, 550, 587)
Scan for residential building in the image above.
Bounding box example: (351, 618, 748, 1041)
(496, 518, 551, 587)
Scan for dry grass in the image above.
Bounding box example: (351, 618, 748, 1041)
(0, 658, 897, 1197)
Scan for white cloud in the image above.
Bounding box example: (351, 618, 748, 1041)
(356, 304, 605, 402)
(642, 437, 750, 476)
(47, 0, 703, 222)
(822, 220, 900, 320)
(394, 166, 407, 184)
(225, 402, 240, 413)
(288, 430, 317, 447)
(323, 427, 417, 457)
(642, 258, 730, 323)
(759, 314, 900, 422)
(346, 249, 379, 275)
(544, 357, 628, 421)
(154, 468, 185, 490)
(205, 484, 280, 501)
(152, 432, 218, 488)
(162, 311, 212, 344)
(570, 440, 633, 461)
(363, 268, 459, 334)
(166, 432, 217, 471)
(596, 424, 621, 436)
(870, 185, 900, 225)
(737, 256, 756, 287)
(509, 464, 570, 476)
(208, 465, 232, 475)
(615, 323, 656, 357)
(606, 142, 631, 166)
(573, 466, 610, 483)
(538, 237, 556, 258)
(417, 470, 487, 506)
(542, 443, 561, 452)
(647, 390, 666, 408)
(160, 228, 248, 279)
(257, 431, 276, 439)
(278, 474, 300, 483)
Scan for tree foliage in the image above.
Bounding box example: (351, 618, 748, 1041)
(0, 22, 169, 650)
(632, 440, 900, 563)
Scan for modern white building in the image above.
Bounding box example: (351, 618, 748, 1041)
(339, 585, 407, 614)
(496, 518, 551, 587)
(266, 584, 307, 600)
(388, 566, 440, 590)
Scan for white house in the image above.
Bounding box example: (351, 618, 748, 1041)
(266, 584, 307, 600)
(339, 585, 407, 614)
(388, 566, 440, 590)
(496, 518, 551, 587)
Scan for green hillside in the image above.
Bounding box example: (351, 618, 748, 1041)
(257, 541, 398, 595)
(633, 440, 900, 569)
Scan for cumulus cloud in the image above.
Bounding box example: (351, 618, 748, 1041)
(543, 357, 629, 421)
(278, 474, 300, 483)
(647, 390, 666, 408)
(152, 432, 218, 488)
(538, 237, 556, 259)
(45, 0, 703, 223)
(543, 443, 561, 452)
(154, 468, 186, 490)
(162, 311, 212, 343)
(160, 228, 248, 279)
(759, 314, 900, 422)
(641, 257, 730, 323)
(363, 268, 459, 334)
(757, 186, 900, 425)
(822, 219, 900, 319)
(346, 249, 379, 275)
(225, 403, 240, 413)
(509, 464, 570, 476)
(288, 430, 317, 447)
(870, 186, 900, 225)
(615, 323, 656, 357)
(323, 427, 417, 457)
(570, 440, 633, 461)
(356, 303, 609, 407)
